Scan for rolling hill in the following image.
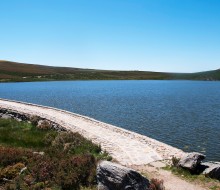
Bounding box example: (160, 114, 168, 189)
(0, 60, 219, 82)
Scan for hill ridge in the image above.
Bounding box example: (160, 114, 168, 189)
(0, 60, 219, 82)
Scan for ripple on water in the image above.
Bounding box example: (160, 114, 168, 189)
(0, 80, 220, 161)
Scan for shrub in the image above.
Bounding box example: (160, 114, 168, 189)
(28, 155, 55, 182)
(51, 132, 101, 155)
(52, 132, 82, 149)
(29, 115, 41, 125)
(0, 146, 32, 167)
(5, 183, 16, 190)
(149, 178, 165, 190)
(43, 132, 57, 146)
(23, 174, 35, 186)
(32, 182, 45, 190)
(172, 156, 180, 167)
(0, 163, 25, 180)
(37, 120, 51, 130)
(97, 150, 112, 161)
(55, 154, 96, 189)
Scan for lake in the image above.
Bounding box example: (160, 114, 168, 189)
(0, 80, 219, 161)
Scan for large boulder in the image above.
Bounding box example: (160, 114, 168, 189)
(178, 152, 205, 171)
(97, 161, 150, 190)
(202, 162, 220, 180)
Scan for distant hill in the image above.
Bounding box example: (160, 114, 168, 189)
(0, 60, 219, 82)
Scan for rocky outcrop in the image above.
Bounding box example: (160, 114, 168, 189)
(177, 152, 220, 181)
(201, 162, 220, 180)
(97, 161, 150, 190)
(0, 108, 66, 132)
(0, 109, 29, 121)
(178, 152, 205, 171)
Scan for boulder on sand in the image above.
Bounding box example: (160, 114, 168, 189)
(178, 152, 205, 171)
(97, 161, 150, 190)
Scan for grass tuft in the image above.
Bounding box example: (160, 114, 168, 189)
(162, 165, 220, 189)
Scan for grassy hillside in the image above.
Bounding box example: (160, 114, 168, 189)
(0, 60, 220, 82)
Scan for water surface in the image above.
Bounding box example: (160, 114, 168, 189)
(0, 80, 219, 161)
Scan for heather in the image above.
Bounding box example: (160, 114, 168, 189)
(0, 118, 111, 190)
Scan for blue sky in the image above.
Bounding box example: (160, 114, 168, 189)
(0, 0, 220, 72)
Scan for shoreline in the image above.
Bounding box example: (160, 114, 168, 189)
(1, 79, 220, 83)
(0, 98, 185, 166)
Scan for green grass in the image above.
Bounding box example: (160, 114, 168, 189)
(0, 118, 111, 159)
(0, 119, 57, 149)
(0, 118, 111, 189)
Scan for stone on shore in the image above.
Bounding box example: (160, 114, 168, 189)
(1, 114, 12, 119)
(178, 152, 205, 171)
(97, 161, 150, 190)
(201, 162, 220, 180)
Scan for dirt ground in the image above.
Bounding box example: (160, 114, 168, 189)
(132, 161, 220, 190)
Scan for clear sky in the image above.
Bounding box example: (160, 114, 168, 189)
(0, 0, 220, 72)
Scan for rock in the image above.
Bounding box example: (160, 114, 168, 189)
(97, 161, 150, 190)
(0, 111, 29, 122)
(178, 152, 205, 171)
(33, 151, 45, 156)
(51, 123, 66, 131)
(202, 162, 220, 180)
(15, 118, 22, 122)
(1, 114, 12, 119)
(18, 114, 28, 121)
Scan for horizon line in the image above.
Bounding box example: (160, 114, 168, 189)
(0, 59, 218, 74)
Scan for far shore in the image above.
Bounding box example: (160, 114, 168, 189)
(1, 60, 220, 82)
